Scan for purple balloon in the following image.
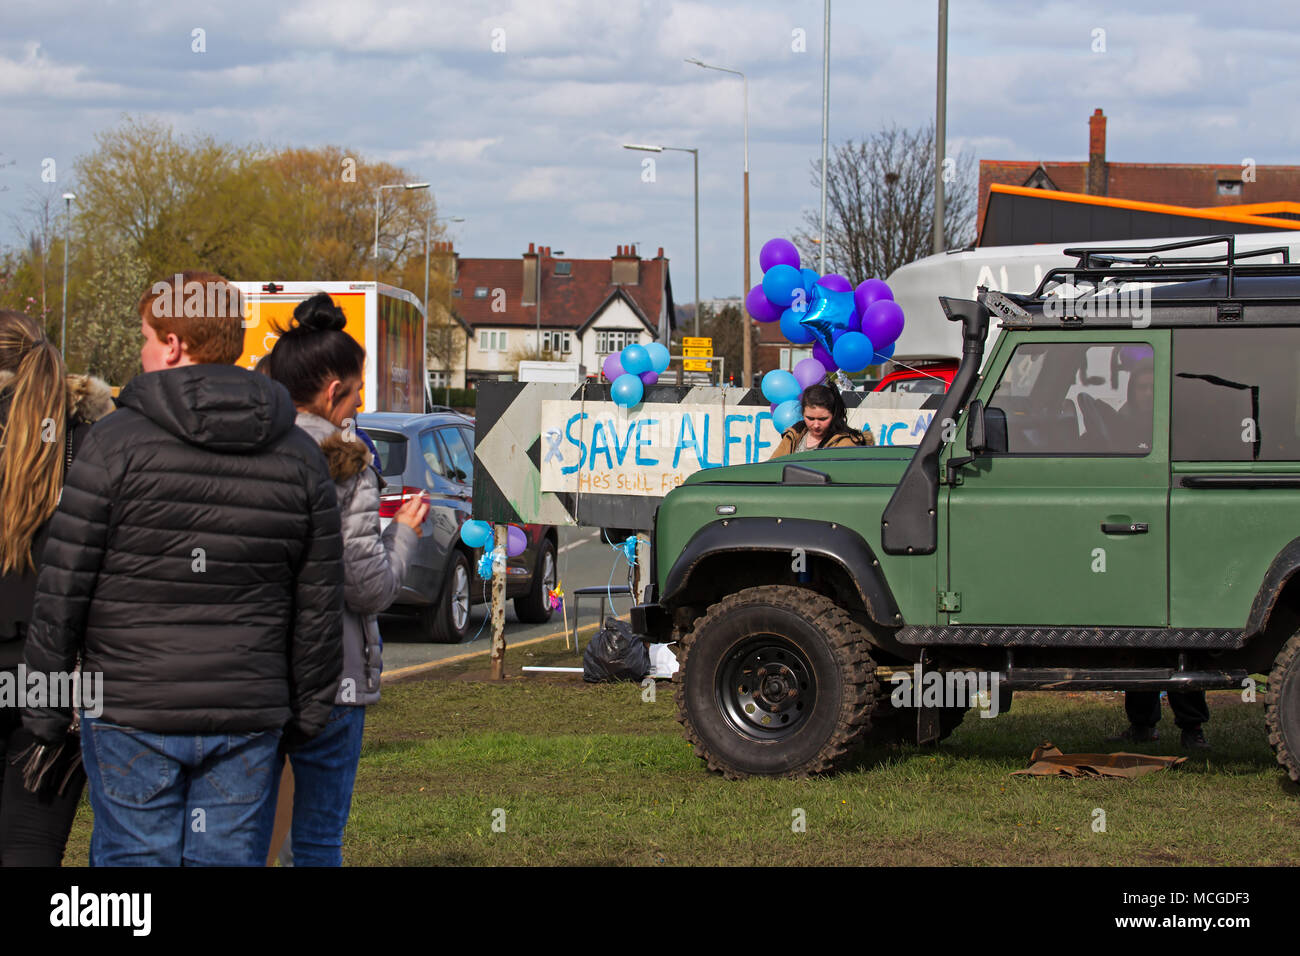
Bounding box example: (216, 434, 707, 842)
(793, 357, 827, 389)
(860, 300, 905, 349)
(640, 370, 659, 386)
(506, 524, 528, 558)
(602, 353, 625, 382)
(854, 278, 893, 317)
(745, 283, 783, 322)
(812, 341, 838, 372)
(769, 402, 777, 413)
(817, 273, 853, 293)
(759, 237, 801, 273)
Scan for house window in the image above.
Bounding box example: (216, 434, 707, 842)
(541, 331, 572, 354)
(1217, 180, 1243, 196)
(554, 262, 572, 276)
(596, 330, 637, 354)
(780, 347, 813, 371)
(428, 371, 449, 388)
(474, 287, 489, 298)
(478, 330, 507, 351)
(452, 288, 462, 297)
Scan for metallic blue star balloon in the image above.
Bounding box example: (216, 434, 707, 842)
(799, 285, 856, 352)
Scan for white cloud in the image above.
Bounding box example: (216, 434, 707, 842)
(0, 41, 121, 99)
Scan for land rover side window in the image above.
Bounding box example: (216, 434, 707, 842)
(987, 342, 1154, 455)
(1173, 328, 1300, 461)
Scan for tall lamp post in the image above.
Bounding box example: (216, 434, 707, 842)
(373, 181, 430, 284)
(61, 192, 75, 355)
(622, 143, 699, 338)
(686, 57, 750, 386)
(934, 0, 949, 255)
(425, 213, 464, 404)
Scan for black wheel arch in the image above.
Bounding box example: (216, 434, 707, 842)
(660, 517, 902, 629)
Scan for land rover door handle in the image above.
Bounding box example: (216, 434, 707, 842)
(1100, 521, 1148, 534)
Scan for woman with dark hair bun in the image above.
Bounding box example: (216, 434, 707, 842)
(258, 292, 428, 866)
(770, 382, 874, 458)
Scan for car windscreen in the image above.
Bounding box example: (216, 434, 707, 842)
(364, 429, 408, 478)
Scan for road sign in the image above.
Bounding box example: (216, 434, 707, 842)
(682, 336, 713, 350)
(683, 346, 712, 357)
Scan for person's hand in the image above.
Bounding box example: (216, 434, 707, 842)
(394, 493, 429, 536)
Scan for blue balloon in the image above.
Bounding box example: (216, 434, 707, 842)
(762, 264, 803, 308)
(621, 344, 652, 376)
(780, 306, 817, 344)
(611, 372, 644, 407)
(773, 399, 802, 433)
(761, 369, 801, 405)
(871, 341, 896, 365)
(800, 285, 856, 352)
(833, 331, 875, 373)
(645, 342, 670, 374)
(800, 268, 821, 294)
(460, 520, 492, 549)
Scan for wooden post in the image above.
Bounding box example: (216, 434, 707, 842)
(490, 524, 507, 679)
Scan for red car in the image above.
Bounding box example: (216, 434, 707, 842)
(871, 360, 958, 396)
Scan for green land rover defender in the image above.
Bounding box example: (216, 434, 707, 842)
(632, 236, 1300, 780)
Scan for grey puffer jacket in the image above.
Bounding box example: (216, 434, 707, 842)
(296, 412, 417, 706)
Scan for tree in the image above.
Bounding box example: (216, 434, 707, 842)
(695, 301, 759, 386)
(71, 241, 148, 385)
(795, 122, 976, 282)
(74, 116, 270, 282)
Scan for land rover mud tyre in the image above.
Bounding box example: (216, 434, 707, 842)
(1266, 631, 1300, 782)
(674, 586, 878, 779)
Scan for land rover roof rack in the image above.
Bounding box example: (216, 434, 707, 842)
(1030, 235, 1297, 301)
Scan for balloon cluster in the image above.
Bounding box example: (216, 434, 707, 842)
(750, 237, 904, 433)
(602, 341, 671, 407)
(459, 520, 529, 561)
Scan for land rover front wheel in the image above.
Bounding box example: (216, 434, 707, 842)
(1266, 631, 1300, 782)
(675, 586, 878, 779)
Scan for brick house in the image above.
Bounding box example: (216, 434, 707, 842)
(428, 242, 675, 387)
(978, 108, 1300, 242)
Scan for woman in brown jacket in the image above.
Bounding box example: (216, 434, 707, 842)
(770, 383, 873, 457)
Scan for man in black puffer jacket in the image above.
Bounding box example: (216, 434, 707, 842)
(22, 271, 344, 867)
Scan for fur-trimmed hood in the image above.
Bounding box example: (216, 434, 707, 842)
(0, 369, 116, 425)
(295, 410, 372, 484)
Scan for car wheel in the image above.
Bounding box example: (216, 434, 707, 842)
(423, 550, 472, 644)
(1266, 630, 1300, 782)
(513, 538, 556, 624)
(674, 585, 878, 779)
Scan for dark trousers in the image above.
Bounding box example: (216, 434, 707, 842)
(0, 704, 86, 866)
(1124, 691, 1210, 730)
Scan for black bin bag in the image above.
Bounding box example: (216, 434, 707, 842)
(582, 618, 651, 683)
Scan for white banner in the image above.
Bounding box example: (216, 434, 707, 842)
(539, 400, 935, 496)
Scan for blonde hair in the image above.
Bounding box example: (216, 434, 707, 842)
(0, 310, 68, 574)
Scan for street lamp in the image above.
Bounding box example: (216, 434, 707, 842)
(373, 182, 430, 283)
(61, 192, 75, 356)
(622, 143, 699, 338)
(686, 57, 750, 386)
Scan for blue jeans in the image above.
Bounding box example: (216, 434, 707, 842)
(80, 715, 281, 867)
(262, 704, 365, 867)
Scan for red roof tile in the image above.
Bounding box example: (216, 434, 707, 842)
(452, 249, 671, 332)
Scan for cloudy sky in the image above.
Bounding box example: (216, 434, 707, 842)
(3, 0, 1299, 301)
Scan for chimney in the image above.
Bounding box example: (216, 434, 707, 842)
(612, 243, 640, 285)
(522, 242, 538, 306)
(656, 247, 664, 258)
(1088, 108, 1108, 196)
